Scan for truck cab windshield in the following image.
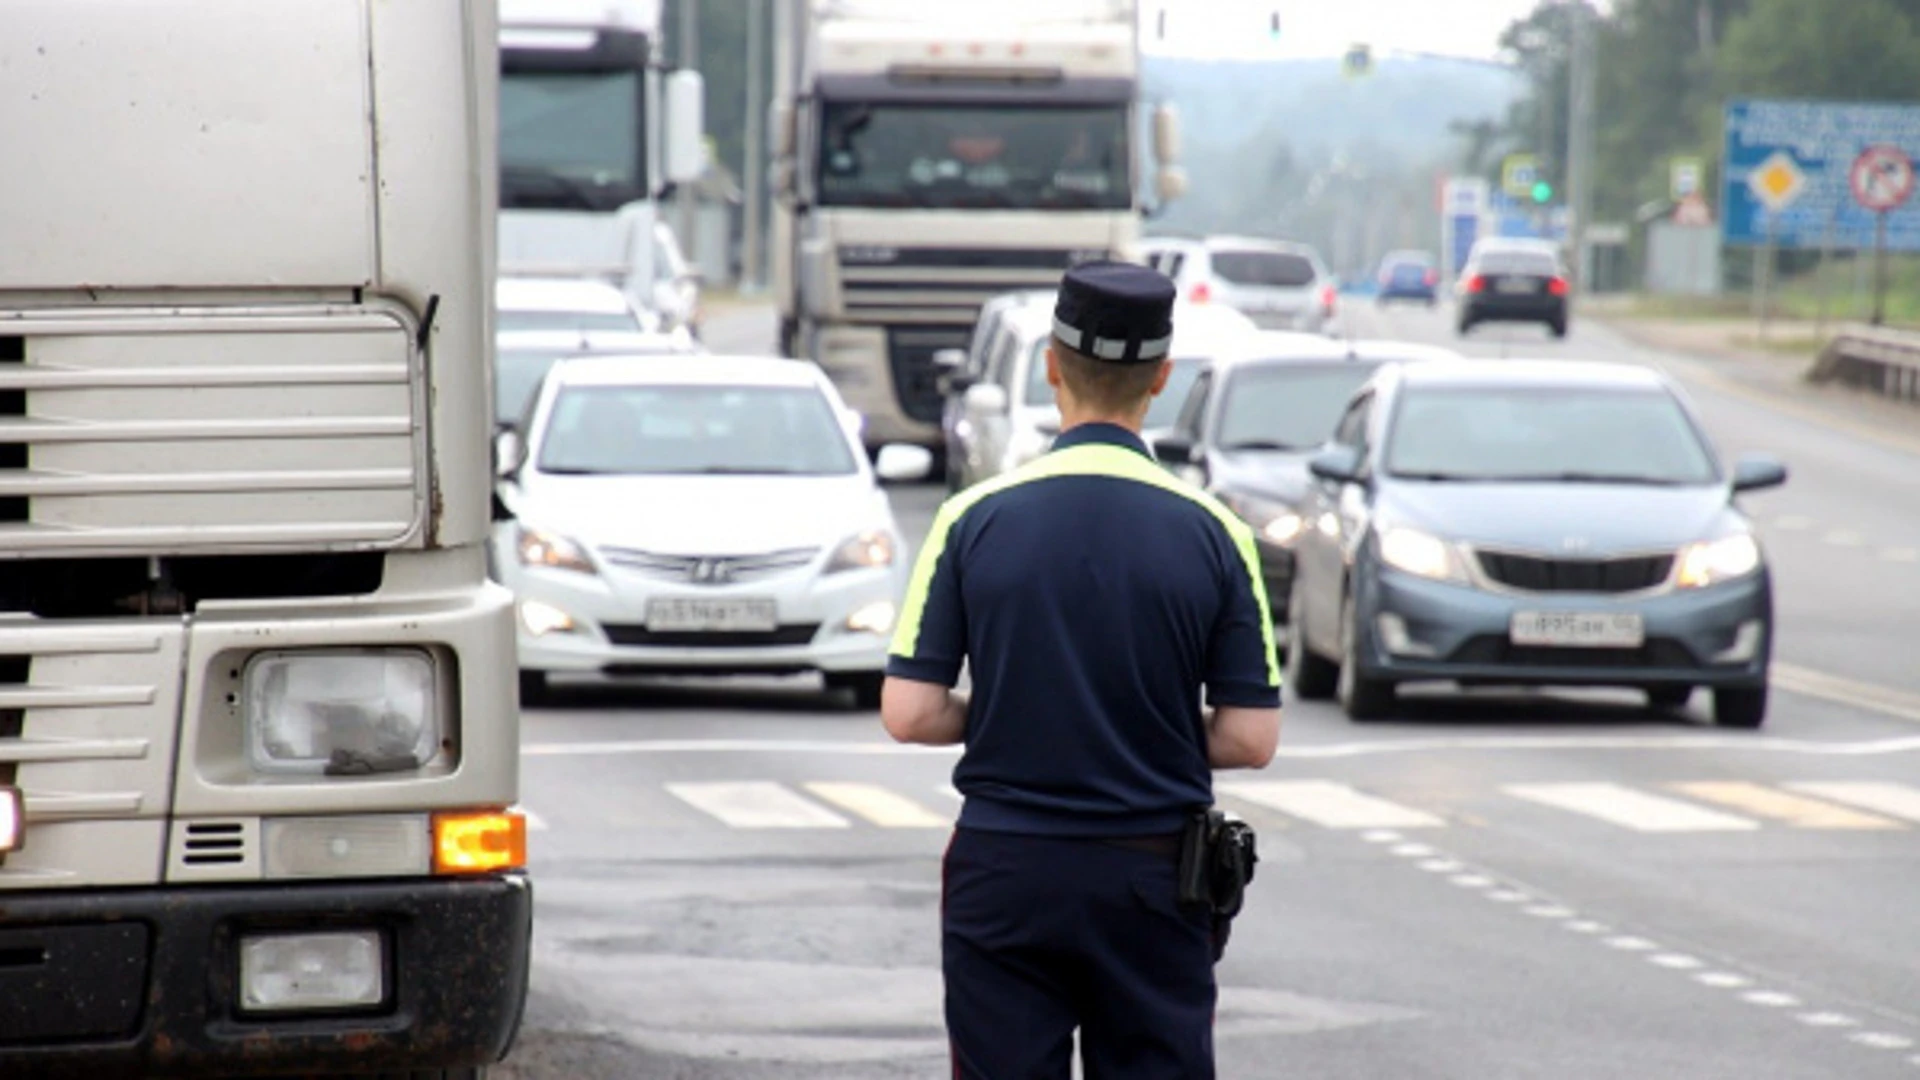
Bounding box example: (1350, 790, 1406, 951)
(500, 69, 646, 210)
(817, 102, 1130, 211)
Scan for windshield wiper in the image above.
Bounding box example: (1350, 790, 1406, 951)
(501, 166, 624, 211)
(539, 466, 609, 476)
(1390, 471, 1489, 482)
(1219, 439, 1304, 452)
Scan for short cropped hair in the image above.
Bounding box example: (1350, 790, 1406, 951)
(1050, 336, 1164, 415)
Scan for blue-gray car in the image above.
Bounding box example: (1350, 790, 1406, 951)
(1286, 360, 1787, 727)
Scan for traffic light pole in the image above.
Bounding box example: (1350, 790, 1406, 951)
(1564, 2, 1597, 290)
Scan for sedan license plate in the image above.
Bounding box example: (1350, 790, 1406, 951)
(1510, 611, 1644, 649)
(645, 598, 778, 633)
(1496, 277, 1538, 295)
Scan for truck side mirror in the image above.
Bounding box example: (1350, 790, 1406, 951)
(1152, 104, 1182, 166)
(665, 70, 707, 185)
(770, 101, 795, 160)
(1155, 166, 1189, 205)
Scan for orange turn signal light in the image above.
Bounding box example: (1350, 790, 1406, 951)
(431, 810, 526, 875)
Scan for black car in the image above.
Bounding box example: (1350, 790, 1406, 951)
(1150, 336, 1458, 631)
(1286, 360, 1787, 726)
(1456, 243, 1569, 338)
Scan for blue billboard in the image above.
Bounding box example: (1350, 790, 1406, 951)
(1723, 99, 1920, 250)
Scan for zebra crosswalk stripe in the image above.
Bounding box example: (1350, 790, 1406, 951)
(1505, 782, 1758, 832)
(665, 781, 851, 829)
(1670, 781, 1900, 829)
(1785, 781, 1920, 825)
(1220, 780, 1445, 829)
(804, 782, 952, 828)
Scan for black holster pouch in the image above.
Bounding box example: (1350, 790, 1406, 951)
(1175, 808, 1259, 961)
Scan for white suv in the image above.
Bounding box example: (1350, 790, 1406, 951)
(1141, 235, 1338, 335)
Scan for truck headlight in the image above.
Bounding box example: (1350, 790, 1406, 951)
(825, 530, 895, 574)
(245, 650, 441, 776)
(239, 930, 385, 1013)
(1676, 534, 1761, 588)
(1379, 527, 1467, 583)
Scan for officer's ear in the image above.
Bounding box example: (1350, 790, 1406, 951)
(1044, 344, 1064, 390)
(1146, 359, 1173, 397)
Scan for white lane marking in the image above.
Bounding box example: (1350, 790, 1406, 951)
(1650, 953, 1704, 970)
(512, 805, 549, 832)
(1361, 830, 1403, 843)
(1564, 920, 1608, 934)
(1390, 843, 1434, 857)
(665, 781, 850, 829)
(1883, 547, 1920, 564)
(1506, 782, 1759, 832)
(1822, 529, 1865, 547)
(1772, 665, 1920, 727)
(1219, 780, 1445, 829)
(1772, 515, 1814, 531)
(1799, 1012, 1861, 1028)
(1451, 874, 1493, 888)
(1418, 858, 1462, 873)
(1525, 905, 1575, 919)
(1744, 991, 1802, 1008)
(1787, 781, 1920, 824)
(1671, 781, 1902, 830)
(1606, 936, 1658, 952)
(803, 782, 951, 828)
(1697, 972, 1752, 989)
(1486, 889, 1529, 904)
(1852, 1032, 1915, 1050)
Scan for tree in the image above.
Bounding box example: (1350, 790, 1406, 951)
(1715, 0, 1920, 101)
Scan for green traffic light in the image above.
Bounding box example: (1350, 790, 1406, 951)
(1530, 180, 1553, 204)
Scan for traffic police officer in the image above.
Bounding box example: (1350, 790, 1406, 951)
(881, 261, 1283, 1079)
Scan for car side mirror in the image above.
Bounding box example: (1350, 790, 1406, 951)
(875, 444, 934, 483)
(1149, 433, 1197, 466)
(963, 382, 1009, 416)
(1730, 454, 1787, 493)
(1308, 445, 1361, 484)
(493, 429, 527, 481)
(933, 348, 968, 372)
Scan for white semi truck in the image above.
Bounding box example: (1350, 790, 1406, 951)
(498, 0, 706, 333)
(771, 0, 1184, 453)
(0, 2, 525, 1076)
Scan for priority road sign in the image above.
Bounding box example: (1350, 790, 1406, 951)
(1746, 151, 1806, 214)
(1851, 144, 1915, 212)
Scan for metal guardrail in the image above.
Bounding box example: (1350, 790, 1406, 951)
(1808, 324, 1920, 403)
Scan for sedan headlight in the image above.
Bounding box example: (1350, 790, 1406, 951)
(1220, 491, 1306, 547)
(1378, 527, 1467, 583)
(1675, 534, 1761, 588)
(245, 650, 440, 776)
(825, 529, 896, 574)
(517, 526, 595, 574)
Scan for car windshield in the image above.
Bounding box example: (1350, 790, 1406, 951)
(1386, 386, 1717, 483)
(537, 385, 858, 476)
(1214, 363, 1380, 450)
(1021, 344, 1205, 429)
(1211, 250, 1318, 288)
(499, 70, 644, 209)
(498, 310, 643, 335)
(817, 102, 1131, 211)
(497, 348, 577, 426)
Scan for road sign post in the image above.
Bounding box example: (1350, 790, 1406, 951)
(1850, 144, 1915, 325)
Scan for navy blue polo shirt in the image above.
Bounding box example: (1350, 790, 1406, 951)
(887, 422, 1280, 837)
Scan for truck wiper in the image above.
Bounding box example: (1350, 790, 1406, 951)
(501, 166, 617, 211)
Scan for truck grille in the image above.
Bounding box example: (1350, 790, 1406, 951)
(1476, 551, 1675, 593)
(839, 247, 1094, 325)
(0, 306, 424, 557)
(0, 622, 185, 890)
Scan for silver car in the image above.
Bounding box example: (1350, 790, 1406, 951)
(1141, 235, 1338, 334)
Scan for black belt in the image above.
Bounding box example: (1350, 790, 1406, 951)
(1097, 832, 1182, 859)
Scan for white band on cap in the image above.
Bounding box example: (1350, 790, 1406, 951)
(1052, 317, 1172, 362)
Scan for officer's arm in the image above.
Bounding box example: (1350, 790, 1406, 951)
(1207, 705, 1281, 769)
(881, 678, 969, 746)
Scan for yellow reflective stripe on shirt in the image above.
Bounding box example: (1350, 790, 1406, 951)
(891, 443, 1282, 689)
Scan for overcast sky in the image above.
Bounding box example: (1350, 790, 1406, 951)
(1142, 0, 1544, 62)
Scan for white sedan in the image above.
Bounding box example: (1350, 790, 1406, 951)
(493, 355, 930, 707)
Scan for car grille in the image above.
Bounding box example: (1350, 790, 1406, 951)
(886, 327, 972, 425)
(599, 547, 819, 586)
(1475, 551, 1675, 593)
(1449, 635, 1698, 669)
(602, 624, 821, 648)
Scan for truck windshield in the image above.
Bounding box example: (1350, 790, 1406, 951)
(817, 102, 1131, 211)
(500, 70, 646, 210)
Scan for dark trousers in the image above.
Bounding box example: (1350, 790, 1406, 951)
(942, 827, 1216, 1079)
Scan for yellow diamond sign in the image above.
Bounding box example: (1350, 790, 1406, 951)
(1748, 151, 1806, 213)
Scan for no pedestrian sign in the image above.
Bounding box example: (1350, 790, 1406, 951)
(1851, 145, 1915, 212)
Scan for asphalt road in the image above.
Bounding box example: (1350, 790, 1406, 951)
(498, 299, 1920, 1079)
